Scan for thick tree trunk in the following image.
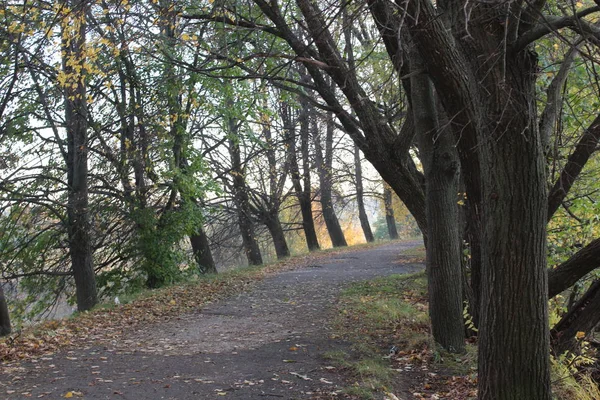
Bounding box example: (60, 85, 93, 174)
(548, 238, 600, 298)
(410, 53, 464, 353)
(551, 280, 600, 355)
(63, 0, 97, 312)
(265, 212, 290, 259)
(0, 286, 11, 337)
(190, 226, 217, 274)
(476, 54, 551, 400)
(354, 144, 374, 243)
(383, 184, 399, 240)
(314, 116, 347, 247)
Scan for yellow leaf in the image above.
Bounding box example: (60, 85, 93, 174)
(64, 392, 73, 398)
(181, 33, 190, 41)
(576, 331, 586, 339)
(170, 299, 176, 305)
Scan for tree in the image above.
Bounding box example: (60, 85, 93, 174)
(156, 1, 217, 275)
(314, 113, 347, 247)
(383, 184, 399, 240)
(354, 144, 375, 243)
(243, 94, 292, 259)
(0, 286, 11, 336)
(284, 98, 321, 251)
(226, 110, 263, 266)
(61, 0, 98, 311)
(409, 45, 464, 353)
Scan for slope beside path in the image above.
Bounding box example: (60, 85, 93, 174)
(1, 240, 423, 400)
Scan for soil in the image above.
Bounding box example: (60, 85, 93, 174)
(0, 240, 423, 400)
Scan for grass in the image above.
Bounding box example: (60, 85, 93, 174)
(326, 245, 479, 399)
(327, 268, 431, 399)
(397, 245, 426, 259)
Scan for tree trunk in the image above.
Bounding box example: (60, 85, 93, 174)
(383, 184, 399, 240)
(265, 212, 290, 259)
(354, 144, 374, 243)
(190, 226, 217, 274)
(0, 286, 11, 337)
(551, 280, 600, 355)
(476, 54, 551, 400)
(400, 1, 552, 396)
(228, 119, 263, 266)
(288, 98, 320, 251)
(159, 6, 216, 276)
(314, 115, 347, 247)
(63, 0, 97, 312)
(410, 51, 464, 353)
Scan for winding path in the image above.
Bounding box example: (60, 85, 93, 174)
(1, 240, 422, 400)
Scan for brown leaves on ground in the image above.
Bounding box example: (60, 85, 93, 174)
(0, 255, 316, 364)
(391, 350, 477, 399)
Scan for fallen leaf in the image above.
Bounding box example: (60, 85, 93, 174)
(290, 372, 312, 381)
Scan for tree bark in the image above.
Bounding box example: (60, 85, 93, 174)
(314, 115, 347, 247)
(63, 0, 97, 311)
(548, 238, 600, 298)
(0, 286, 11, 337)
(264, 212, 290, 259)
(551, 280, 600, 355)
(383, 184, 399, 240)
(475, 54, 551, 400)
(190, 226, 217, 274)
(410, 49, 464, 353)
(354, 144, 374, 243)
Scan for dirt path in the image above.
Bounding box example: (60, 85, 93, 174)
(1, 240, 422, 400)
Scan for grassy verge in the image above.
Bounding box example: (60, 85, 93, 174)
(329, 246, 600, 399)
(327, 246, 478, 399)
